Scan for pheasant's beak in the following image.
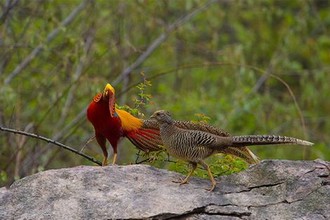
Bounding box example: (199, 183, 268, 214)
(103, 83, 116, 117)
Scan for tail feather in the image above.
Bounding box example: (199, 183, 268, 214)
(126, 129, 162, 152)
(231, 135, 314, 146)
(218, 147, 260, 164)
(127, 135, 159, 152)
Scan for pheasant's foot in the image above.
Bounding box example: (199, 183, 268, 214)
(102, 159, 108, 166)
(179, 180, 189, 185)
(205, 183, 216, 192)
(205, 179, 217, 192)
(172, 178, 189, 185)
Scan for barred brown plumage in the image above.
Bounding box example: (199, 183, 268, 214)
(151, 110, 314, 191)
(142, 118, 259, 164)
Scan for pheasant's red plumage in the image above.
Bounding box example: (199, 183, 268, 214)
(87, 84, 161, 165)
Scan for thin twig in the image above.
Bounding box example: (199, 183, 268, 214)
(4, 0, 92, 84)
(0, 125, 102, 166)
(135, 157, 177, 165)
(0, 0, 19, 25)
(80, 135, 95, 153)
(269, 74, 307, 137)
(134, 150, 176, 164)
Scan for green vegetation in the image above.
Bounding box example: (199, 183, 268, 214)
(0, 0, 329, 186)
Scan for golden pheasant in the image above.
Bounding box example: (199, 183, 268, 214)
(87, 84, 162, 165)
(87, 83, 263, 166)
(151, 110, 314, 191)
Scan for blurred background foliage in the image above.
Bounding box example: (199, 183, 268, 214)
(0, 0, 329, 187)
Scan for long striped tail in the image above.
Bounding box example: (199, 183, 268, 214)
(231, 135, 314, 146)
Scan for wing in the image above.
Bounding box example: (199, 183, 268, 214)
(175, 121, 259, 164)
(174, 120, 230, 137)
(143, 119, 223, 148)
(142, 119, 230, 136)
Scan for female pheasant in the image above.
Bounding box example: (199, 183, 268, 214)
(151, 110, 313, 191)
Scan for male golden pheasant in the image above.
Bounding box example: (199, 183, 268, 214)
(151, 110, 313, 191)
(87, 84, 162, 165)
(87, 83, 261, 166)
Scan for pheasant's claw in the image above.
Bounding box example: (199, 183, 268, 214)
(172, 179, 182, 184)
(205, 184, 216, 192)
(179, 180, 189, 185)
(172, 178, 189, 185)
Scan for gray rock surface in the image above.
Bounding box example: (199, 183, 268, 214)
(0, 160, 329, 219)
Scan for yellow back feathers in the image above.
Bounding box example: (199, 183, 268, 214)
(116, 108, 143, 131)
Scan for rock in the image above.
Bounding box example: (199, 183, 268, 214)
(0, 160, 329, 219)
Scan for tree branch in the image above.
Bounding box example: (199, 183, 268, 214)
(0, 125, 102, 166)
(0, 0, 19, 25)
(4, 0, 92, 84)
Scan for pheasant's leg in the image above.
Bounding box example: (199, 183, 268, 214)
(199, 160, 216, 191)
(96, 134, 108, 166)
(112, 152, 118, 165)
(173, 162, 197, 185)
(102, 157, 108, 166)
